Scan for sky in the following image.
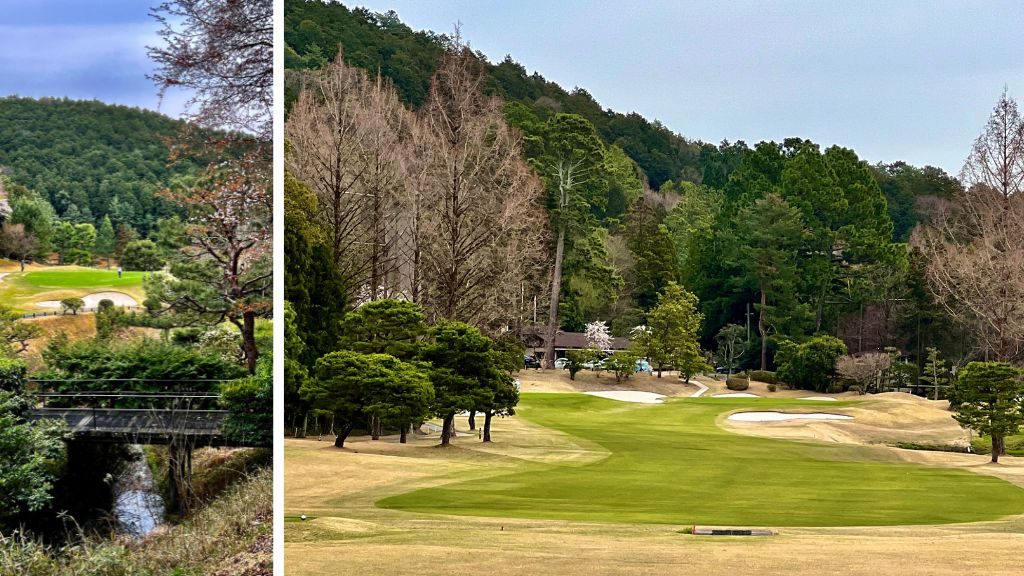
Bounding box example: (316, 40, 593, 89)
(352, 0, 1024, 174)
(0, 0, 190, 119)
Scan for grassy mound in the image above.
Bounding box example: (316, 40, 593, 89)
(378, 394, 1024, 526)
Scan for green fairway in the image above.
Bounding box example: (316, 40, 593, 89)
(378, 394, 1024, 527)
(0, 266, 146, 312)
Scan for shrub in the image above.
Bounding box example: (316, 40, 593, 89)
(120, 239, 166, 271)
(749, 370, 779, 384)
(603, 351, 638, 383)
(59, 298, 85, 315)
(726, 376, 749, 391)
(565, 349, 595, 381)
(767, 383, 777, 393)
(0, 358, 27, 393)
(220, 356, 272, 447)
(775, 336, 848, 392)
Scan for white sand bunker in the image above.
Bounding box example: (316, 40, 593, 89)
(584, 391, 665, 404)
(798, 396, 838, 401)
(37, 291, 138, 308)
(728, 411, 853, 422)
(713, 392, 760, 398)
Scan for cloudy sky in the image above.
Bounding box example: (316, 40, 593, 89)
(0, 0, 190, 118)
(353, 0, 1023, 174)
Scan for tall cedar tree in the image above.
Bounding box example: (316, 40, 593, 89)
(521, 113, 607, 366)
(733, 194, 809, 369)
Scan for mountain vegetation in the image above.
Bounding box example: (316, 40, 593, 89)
(284, 1, 1024, 462)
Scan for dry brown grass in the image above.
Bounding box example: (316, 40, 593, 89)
(17, 315, 161, 372)
(285, 373, 1024, 575)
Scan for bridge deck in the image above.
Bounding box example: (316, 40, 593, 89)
(30, 408, 232, 446)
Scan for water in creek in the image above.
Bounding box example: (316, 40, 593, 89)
(112, 446, 165, 538)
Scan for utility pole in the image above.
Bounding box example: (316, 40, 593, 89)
(745, 303, 753, 345)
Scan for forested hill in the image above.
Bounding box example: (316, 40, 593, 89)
(0, 96, 201, 234)
(284, 0, 705, 189)
(284, 0, 960, 241)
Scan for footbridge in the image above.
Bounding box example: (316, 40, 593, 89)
(27, 379, 254, 512)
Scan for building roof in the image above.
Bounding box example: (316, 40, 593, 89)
(520, 327, 631, 350)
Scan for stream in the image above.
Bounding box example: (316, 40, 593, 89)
(112, 446, 165, 538)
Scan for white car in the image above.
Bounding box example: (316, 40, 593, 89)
(554, 357, 569, 369)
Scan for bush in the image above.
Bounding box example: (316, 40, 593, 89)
(775, 336, 848, 392)
(766, 383, 777, 393)
(749, 370, 779, 384)
(0, 358, 27, 393)
(59, 297, 85, 315)
(120, 239, 166, 271)
(603, 351, 638, 383)
(565, 349, 595, 381)
(220, 356, 272, 447)
(726, 376, 749, 391)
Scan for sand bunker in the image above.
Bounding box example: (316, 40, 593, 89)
(728, 411, 853, 422)
(37, 291, 138, 309)
(584, 391, 665, 404)
(0, 273, 7, 282)
(798, 396, 838, 401)
(712, 392, 760, 398)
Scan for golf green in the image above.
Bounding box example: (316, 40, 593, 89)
(0, 266, 146, 312)
(18, 268, 145, 289)
(378, 393, 1024, 527)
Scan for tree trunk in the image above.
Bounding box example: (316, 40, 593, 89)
(759, 289, 768, 371)
(483, 411, 493, 442)
(370, 414, 381, 440)
(242, 310, 259, 374)
(335, 423, 353, 448)
(468, 410, 476, 430)
(545, 226, 566, 369)
(440, 412, 456, 446)
(400, 423, 408, 444)
(992, 435, 1004, 463)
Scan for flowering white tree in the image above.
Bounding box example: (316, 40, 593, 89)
(585, 320, 612, 352)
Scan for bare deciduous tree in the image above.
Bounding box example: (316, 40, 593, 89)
(149, 0, 273, 139)
(416, 39, 549, 329)
(286, 57, 412, 301)
(0, 223, 37, 267)
(836, 352, 891, 394)
(286, 38, 550, 333)
(913, 92, 1024, 362)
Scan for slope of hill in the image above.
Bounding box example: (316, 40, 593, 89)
(283, 0, 959, 228)
(284, 0, 707, 190)
(0, 97, 203, 234)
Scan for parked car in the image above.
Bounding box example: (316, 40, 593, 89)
(554, 357, 569, 369)
(635, 359, 652, 373)
(524, 355, 541, 369)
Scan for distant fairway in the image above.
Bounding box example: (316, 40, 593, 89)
(0, 266, 146, 312)
(378, 394, 1024, 527)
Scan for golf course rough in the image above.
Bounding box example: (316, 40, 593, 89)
(378, 393, 1024, 527)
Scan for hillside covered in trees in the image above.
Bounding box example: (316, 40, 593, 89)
(284, 1, 1023, 453)
(0, 97, 203, 235)
(283, 0, 959, 239)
